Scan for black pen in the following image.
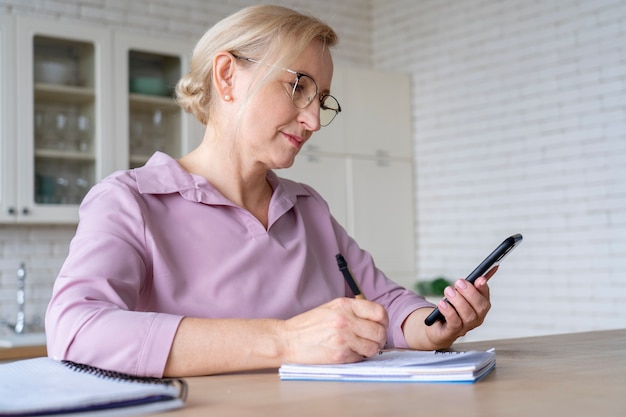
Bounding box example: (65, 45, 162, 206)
(336, 253, 365, 299)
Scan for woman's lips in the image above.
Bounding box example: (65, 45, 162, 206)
(283, 132, 305, 149)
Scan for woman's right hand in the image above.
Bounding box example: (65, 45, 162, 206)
(164, 298, 388, 377)
(279, 297, 389, 365)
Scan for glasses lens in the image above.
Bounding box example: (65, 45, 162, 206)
(291, 74, 317, 109)
(320, 95, 340, 127)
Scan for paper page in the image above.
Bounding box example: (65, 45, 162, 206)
(279, 349, 496, 382)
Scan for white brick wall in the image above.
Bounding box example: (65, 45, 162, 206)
(373, 0, 626, 341)
(0, 0, 372, 63)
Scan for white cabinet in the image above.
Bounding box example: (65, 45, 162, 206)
(281, 66, 416, 287)
(342, 67, 412, 159)
(113, 32, 199, 171)
(299, 66, 346, 155)
(0, 15, 17, 221)
(7, 17, 114, 223)
(0, 16, 197, 224)
(280, 154, 348, 228)
(0, 15, 16, 223)
(351, 158, 415, 284)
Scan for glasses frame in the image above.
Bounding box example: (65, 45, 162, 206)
(232, 54, 341, 127)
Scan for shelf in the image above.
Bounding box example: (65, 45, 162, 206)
(129, 93, 178, 111)
(129, 154, 151, 166)
(34, 148, 96, 162)
(34, 83, 95, 104)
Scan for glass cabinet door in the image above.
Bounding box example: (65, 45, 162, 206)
(16, 17, 112, 223)
(127, 50, 181, 168)
(114, 32, 198, 173)
(0, 15, 16, 222)
(33, 36, 96, 206)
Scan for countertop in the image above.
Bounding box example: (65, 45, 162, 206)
(0, 344, 46, 361)
(146, 329, 626, 417)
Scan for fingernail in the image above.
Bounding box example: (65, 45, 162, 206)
(456, 279, 468, 290)
(444, 286, 456, 298)
(439, 299, 449, 309)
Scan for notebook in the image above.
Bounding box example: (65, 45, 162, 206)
(0, 357, 187, 416)
(279, 349, 496, 383)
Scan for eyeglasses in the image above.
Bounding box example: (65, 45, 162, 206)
(232, 54, 341, 127)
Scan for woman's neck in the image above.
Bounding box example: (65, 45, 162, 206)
(178, 140, 273, 229)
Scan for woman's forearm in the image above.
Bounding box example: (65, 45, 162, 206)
(163, 317, 285, 377)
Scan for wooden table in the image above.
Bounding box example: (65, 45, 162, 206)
(155, 329, 626, 417)
(0, 345, 46, 362)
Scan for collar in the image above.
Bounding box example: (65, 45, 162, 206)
(133, 152, 313, 208)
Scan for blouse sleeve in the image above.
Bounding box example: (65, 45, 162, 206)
(330, 217, 435, 348)
(45, 174, 183, 377)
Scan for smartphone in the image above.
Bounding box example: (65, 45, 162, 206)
(424, 233, 523, 326)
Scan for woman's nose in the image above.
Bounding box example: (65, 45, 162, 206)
(297, 100, 322, 132)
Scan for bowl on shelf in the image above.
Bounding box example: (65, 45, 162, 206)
(129, 76, 170, 96)
(34, 59, 71, 85)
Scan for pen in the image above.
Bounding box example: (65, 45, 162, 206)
(336, 253, 365, 299)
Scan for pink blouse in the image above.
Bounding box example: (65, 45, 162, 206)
(45, 152, 432, 377)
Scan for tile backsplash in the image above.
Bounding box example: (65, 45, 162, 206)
(0, 225, 75, 330)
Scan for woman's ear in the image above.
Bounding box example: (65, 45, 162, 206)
(213, 52, 236, 102)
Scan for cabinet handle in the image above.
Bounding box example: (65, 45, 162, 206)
(21, 207, 30, 215)
(7, 207, 16, 215)
(376, 149, 390, 167)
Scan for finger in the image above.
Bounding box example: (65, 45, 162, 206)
(437, 290, 463, 330)
(347, 331, 386, 358)
(440, 284, 477, 327)
(344, 299, 388, 352)
(349, 299, 389, 328)
(448, 280, 490, 327)
(433, 299, 466, 343)
(474, 276, 491, 299)
(325, 298, 388, 354)
(455, 279, 490, 317)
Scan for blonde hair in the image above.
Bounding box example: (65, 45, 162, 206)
(175, 4, 338, 125)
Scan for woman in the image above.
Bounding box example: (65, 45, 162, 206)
(45, 5, 491, 378)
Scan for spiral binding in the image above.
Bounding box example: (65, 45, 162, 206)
(434, 350, 465, 355)
(61, 360, 188, 400)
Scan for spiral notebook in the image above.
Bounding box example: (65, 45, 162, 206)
(0, 357, 187, 416)
(279, 349, 496, 383)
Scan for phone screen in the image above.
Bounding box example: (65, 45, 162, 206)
(424, 234, 523, 326)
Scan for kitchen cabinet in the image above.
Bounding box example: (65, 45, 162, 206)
(351, 158, 415, 285)
(280, 66, 416, 287)
(0, 16, 198, 224)
(2, 17, 113, 223)
(279, 154, 348, 228)
(0, 15, 16, 223)
(342, 67, 412, 159)
(113, 31, 199, 171)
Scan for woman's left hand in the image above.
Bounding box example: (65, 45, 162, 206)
(402, 276, 491, 350)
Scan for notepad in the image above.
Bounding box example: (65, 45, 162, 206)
(0, 357, 187, 416)
(279, 349, 496, 383)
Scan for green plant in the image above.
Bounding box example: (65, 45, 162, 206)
(414, 276, 452, 296)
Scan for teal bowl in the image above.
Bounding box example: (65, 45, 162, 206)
(129, 77, 170, 96)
